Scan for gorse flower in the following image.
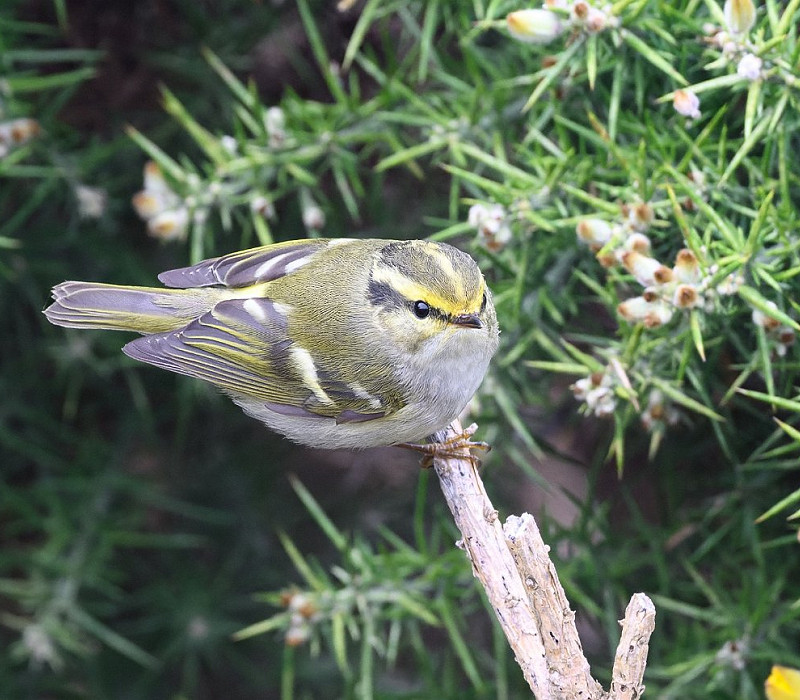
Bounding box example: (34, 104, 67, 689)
(765, 665, 800, 700)
(300, 189, 326, 232)
(132, 161, 189, 241)
(723, 0, 756, 35)
(737, 53, 763, 79)
(506, 9, 565, 44)
(576, 218, 613, 248)
(506, 2, 618, 44)
(752, 303, 796, 356)
(469, 203, 513, 251)
(74, 185, 107, 220)
(673, 89, 701, 119)
(571, 371, 617, 417)
(0, 117, 40, 158)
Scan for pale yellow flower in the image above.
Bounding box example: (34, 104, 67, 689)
(765, 665, 800, 700)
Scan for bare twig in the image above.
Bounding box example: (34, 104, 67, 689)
(610, 594, 656, 700)
(431, 420, 656, 699)
(505, 513, 605, 699)
(431, 422, 552, 697)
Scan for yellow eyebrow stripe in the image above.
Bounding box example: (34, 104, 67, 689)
(370, 265, 483, 316)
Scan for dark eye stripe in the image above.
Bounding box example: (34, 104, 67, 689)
(367, 275, 466, 324)
(367, 278, 406, 310)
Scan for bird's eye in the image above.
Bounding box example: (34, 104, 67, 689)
(412, 300, 430, 319)
(480, 292, 487, 311)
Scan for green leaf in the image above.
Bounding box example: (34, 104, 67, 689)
(690, 311, 706, 362)
(743, 78, 761, 138)
(737, 388, 800, 413)
(586, 33, 598, 91)
(719, 114, 772, 186)
(523, 39, 583, 111)
(649, 378, 724, 422)
(756, 484, 800, 523)
(296, 0, 348, 104)
(278, 531, 327, 591)
(289, 475, 347, 552)
(233, 613, 291, 641)
(777, 0, 800, 36)
(525, 361, 590, 374)
(342, 0, 382, 70)
(621, 29, 688, 85)
(5, 66, 96, 92)
(71, 607, 158, 668)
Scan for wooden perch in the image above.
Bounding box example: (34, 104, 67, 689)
(431, 420, 656, 699)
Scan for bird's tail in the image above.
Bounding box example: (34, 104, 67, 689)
(44, 281, 210, 334)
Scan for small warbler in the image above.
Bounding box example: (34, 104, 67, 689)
(45, 238, 499, 449)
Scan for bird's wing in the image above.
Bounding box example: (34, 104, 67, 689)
(157, 239, 337, 288)
(122, 296, 401, 423)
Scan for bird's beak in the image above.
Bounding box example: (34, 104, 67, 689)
(452, 312, 483, 329)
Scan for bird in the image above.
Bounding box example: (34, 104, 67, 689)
(44, 237, 499, 450)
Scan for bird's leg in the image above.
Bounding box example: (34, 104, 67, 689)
(397, 423, 490, 469)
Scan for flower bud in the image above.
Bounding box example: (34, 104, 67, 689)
(506, 9, 564, 44)
(673, 284, 700, 309)
(752, 304, 781, 331)
(688, 168, 706, 189)
(147, 208, 189, 241)
(0, 118, 41, 148)
(469, 203, 505, 230)
(628, 203, 655, 231)
(576, 218, 613, 246)
(300, 190, 326, 231)
(618, 296, 654, 322)
(624, 233, 652, 254)
(285, 623, 311, 647)
(620, 251, 672, 286)
(302, 205, 325, 231)
(643, 304, 674, 328)
(75, 185, 107, 219)
(778, 328, 796, 347)
(22, 624, 56, 665)
(673, 90, 701, 119)
(143, 160, 168, 193)
(585, 7, 609, 33)
(642, 288, 660, 303)
(132, 191, 165, 219)
(596, 252, 616, 268)
(134, 188, 180, 219)
(572, 1, 589, 20)
(586, 386, 616, 416)
(724, 0, 756, 35)
(571, 376, 592, 401)
(673, 248, 701, 283)
(220, 134, 238, 154)
(250, 194, 275, 219)
(717, 271, 744, 295)
(480, 222, 513, 252)
(737, 53, 762, 80)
